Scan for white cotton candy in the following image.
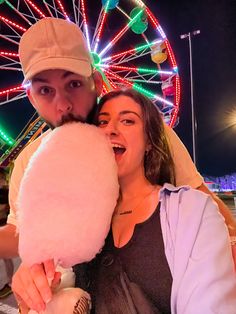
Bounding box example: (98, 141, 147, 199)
(17, 122, 119, 268)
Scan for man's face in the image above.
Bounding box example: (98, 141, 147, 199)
(28, 69, 99, 128)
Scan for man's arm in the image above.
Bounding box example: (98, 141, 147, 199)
(164, 124, 236, 234)
(0, 132, 48, 259)
(197, 183, 236, 236)
(197, 183, 236, 270)
(0, 224, 18, 258)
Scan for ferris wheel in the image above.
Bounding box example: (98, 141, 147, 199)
(0, 0, 180, 127)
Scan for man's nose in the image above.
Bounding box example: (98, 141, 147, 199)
(55, 92, 73, 113)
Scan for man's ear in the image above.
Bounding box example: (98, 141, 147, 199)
(26, 88, 36, 109)
(93, 71, 103, 97)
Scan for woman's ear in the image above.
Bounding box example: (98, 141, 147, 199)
(93, 71, 103, 97)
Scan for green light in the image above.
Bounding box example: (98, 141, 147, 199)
(91, 52, 101, 66)
(0, 0, 5, 4)
(5, 0, 14, 9)
(0, 125, 15, 146)
(133, 84, 155, 99)
(135, 41, 156, 53)
(137, 67, 159, 74)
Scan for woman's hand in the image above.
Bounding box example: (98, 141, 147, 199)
(12, 259, 61, 313)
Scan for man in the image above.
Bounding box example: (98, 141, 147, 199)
(0, 17, 103, 258)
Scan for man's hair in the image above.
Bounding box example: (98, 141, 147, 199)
(94, 88, 176, 185)
(19, 17, 93, 83)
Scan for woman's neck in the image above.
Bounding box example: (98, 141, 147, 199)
(119, 172, 154, 202)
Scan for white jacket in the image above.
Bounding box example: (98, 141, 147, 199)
(160, 184, 236, 314)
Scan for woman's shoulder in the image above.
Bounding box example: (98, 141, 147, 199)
(159, 183, 218, 218)
(160, 183, 210, 200)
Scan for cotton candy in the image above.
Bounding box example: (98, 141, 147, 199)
(17, 122, 119, 268)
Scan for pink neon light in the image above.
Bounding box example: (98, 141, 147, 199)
(102, 84, 109, 94)
(81, 0, 88, 25)
(0, 15, 27, 32)
(95, 9, 108, 51)
(0, 85, 23, 96)
(109, 80, 117, 90)
(24, 0, 46, 18)
(103, 69, 133, 87)
(145, 7, 160, 29)
(55, 0, 69, 20)
(0, 51, 19, 57)
(164, 40, 177, 68)
(110, 24, 130, 48)
(175, 75, 181, 106)
(107, 47, 137, 60)
(105, 65, 138, 72)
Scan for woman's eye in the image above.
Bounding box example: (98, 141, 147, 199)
(39, 87, 52, 95)
(69, 81, 81, 88)
(121, 119, 134, 125)
(98, 120, 108, 127)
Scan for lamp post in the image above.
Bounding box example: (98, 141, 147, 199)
(180, 30, 200, 165)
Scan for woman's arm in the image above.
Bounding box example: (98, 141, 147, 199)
(178, 196, 236, 313)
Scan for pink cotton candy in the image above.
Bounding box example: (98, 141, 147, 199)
(17, 122, 119, 268)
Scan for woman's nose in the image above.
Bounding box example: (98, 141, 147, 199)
(104, 121, 119, 137)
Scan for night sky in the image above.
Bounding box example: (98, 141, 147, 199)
(0, 0, 235, 176)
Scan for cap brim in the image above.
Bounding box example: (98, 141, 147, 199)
(23, 57, 92, 84)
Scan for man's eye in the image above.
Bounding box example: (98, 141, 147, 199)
(39, 87, 51, 95)
(69, 81, 81, 88)
(98, 120, 108, 127)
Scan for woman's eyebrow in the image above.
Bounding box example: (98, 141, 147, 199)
(98, 110, 141, 118)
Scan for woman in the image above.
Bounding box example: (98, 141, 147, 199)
(13, 89, 236, 313)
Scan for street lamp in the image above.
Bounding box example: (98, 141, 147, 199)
(180, 30, 200, 165)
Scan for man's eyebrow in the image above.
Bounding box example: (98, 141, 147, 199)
(31, 71, 80, 84)
(31, 77, 48, 84)
(62, 71, 80, 79)
(98, 110, 141, 119)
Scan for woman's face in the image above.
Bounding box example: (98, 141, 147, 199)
(97, 95, 149, 180)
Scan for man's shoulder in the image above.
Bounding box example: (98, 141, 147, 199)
(15, 130, 51, 163)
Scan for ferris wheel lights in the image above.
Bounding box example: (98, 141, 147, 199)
(0, 51, 19, 57)
(22, 82, 31, 89)
(102, 0, 119, 11)
(0, 15, 27, 32)
(93, 8, 108, 53)
(133, 83, 173, 107)
(173, 66, 178, 73)
(0, 127, 15, 146)
(55, 0, 69, 20)
(91, 52, 101, 66)
(24, 0, 46, 18)
(4, 0, 12, 8)
(0, 0, 180, 127)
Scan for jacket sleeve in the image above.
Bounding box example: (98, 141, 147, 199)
(176, 195, 236, 313)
